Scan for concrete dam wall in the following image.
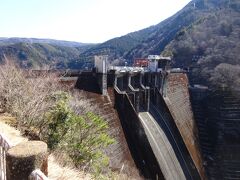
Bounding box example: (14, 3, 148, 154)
(149, 87, 201, 180)
(191, 89, 240, 180)
(112, 70, 202, 179)
(138, 111, 186, 180)
(58, 58, 240, 179)
(163, 73, 205, 179)
(75, 73, 140, 177)
(74, 70, 204, 179)
(114, 90, 164, 179)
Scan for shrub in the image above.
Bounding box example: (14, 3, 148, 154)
(210, 63, 240, 89)
(0, 61, 115, 176)
(46, 96, 115, 175)
(0, 61, 61, 137)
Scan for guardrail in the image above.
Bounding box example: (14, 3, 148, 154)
(0, 133, 48, 180)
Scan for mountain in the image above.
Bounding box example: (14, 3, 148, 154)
(81, 0, 238, 63)
(0, 38, 96, 69)
(0, 38, 90, 47)
(79, 26, 156, 63)
(79, 0, 239, 90)
(1, 2, 202, 67)
(1, 0, 239, 85)
(79, 0, 202, 64)
(162, 0, 240, 89)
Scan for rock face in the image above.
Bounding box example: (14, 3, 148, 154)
(6, 141, 48, 180)
(163, 73, 205, 179)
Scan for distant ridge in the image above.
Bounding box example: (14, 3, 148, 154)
(78, 0, 198, 63)
(0, 38, 96, 69)
(0, 37, 95, 47)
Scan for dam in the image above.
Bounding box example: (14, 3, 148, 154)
(72, 55, 240, 180)
(74, 55, 203, 180)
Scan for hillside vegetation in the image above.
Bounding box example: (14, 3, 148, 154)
(0, 61, 115, 177)
(79, 0, 200, 64)
(162, 0, 240, 89)
(0, 37, 89, 47)
(0, 38, 95, 69)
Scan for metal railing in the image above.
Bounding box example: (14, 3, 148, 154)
(0, 133, 48, 180)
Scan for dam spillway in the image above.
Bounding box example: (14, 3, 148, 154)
(74, 55, 203, 179)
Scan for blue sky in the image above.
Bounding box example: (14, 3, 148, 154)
(0, 0, 191, 43)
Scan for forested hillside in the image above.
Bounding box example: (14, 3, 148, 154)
(162, 0, 240, 89)
(0, 38, 95, 69)
(79, 0, 200, 64)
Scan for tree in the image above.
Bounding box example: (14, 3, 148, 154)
(210, 63, 240, 89)
(46, 96, 115, 174)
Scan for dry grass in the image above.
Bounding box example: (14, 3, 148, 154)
(69, 90, 99, 115)
(0, 113, 17, 126)
(48, 154, 92, 180)
(111, 174, 140, 180)
(0, 60, 63, 138)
